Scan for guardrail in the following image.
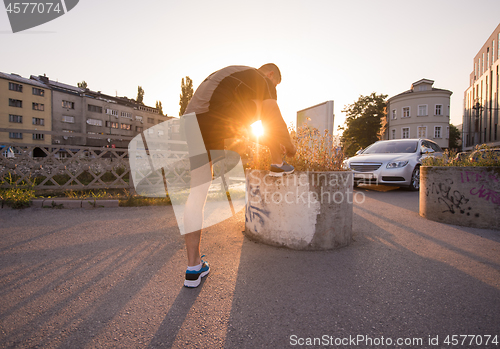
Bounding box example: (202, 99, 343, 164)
(1, 143, 191, 193)
(0, 143, 133, 191)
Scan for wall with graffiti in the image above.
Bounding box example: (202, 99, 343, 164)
(420, 167, 500, 229)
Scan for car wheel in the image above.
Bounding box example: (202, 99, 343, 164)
(408, 166, 420, 191)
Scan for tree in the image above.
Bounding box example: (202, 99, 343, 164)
(77, 80, 87, 89)
(339, 92, 388, 157)
(156, 101, 164, 116)
(179, 76, 193, 116)
(136, 86, 145, 104)
(449, 124, 461, 149)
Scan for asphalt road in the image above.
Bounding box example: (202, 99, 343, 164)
(0, 185, 499, 349)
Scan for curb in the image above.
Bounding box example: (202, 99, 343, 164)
(28, 199, 119, 209)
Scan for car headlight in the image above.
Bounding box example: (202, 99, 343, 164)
(386, 160, 408, 168)
(342, 160, 350, 170)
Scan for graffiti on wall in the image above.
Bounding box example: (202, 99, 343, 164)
(425, 179, 474, 216)
(461, 171, 500, 205)
(245, 179, 271, 232)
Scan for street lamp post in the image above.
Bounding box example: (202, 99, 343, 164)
(472, 101, 499, 145)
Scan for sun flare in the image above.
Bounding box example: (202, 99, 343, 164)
(251, 120, 264, 137)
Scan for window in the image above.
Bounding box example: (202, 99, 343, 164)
(402, 127, 410, 139)
(87, 118, 103, 126)
(417, 126, 427, 138)
(402, 107, 410, 118)
(8, 82, 22, 92)
(135, 115, 143, 122)
(487, 47, 490, 68)
(106, 121, 119, 129)
(62, 100, 75, 109)
(32, 102, 44, 111)
(32, 87, 44, 96)
(418, 85, 427, 91)
(9, 114, 22, 123)
(62, 115, 75, 123)
(32, 117, 45, 126)
(121, 111, 132, 118)
(434, 126, 442, 138)
(493, 40, 496, 62)
(148, 117, 154, 124)
(9, 98, 22, 108)
(446, 126, 450, 139)
(88, 104, 103, 113)
(62, 130, 74, 139)
(391, 110, 396, 120)
(33, 133, 44, 140)
(136, 126, 143, 132)
(391, 129, 396, 139)
(120, 123, 131, 130)
(87, 132, 101, 139)
(435, 104, 442, 116)
(417, 105, 428, 116)
(9, 132, 23, 139)
(106, 108, 118, 116)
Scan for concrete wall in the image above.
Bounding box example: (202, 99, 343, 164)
(420, 166, 500, 229)
(245, 170, 353, 250)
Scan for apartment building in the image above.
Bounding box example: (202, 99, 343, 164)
(29, 74, 171, 148)
(463, 22, 500, 150)
(0, 72, 52, 150)
(386, 79, 452, 149)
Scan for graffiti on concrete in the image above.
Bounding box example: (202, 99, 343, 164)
(470, 185, 500, 205)
(461, 170, 500, 205)
(425, 179, 473, 216)
(245, 180, 271, 230)
(461, 171, 500, 184)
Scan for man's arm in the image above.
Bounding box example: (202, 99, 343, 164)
(256, 99, 296, 157)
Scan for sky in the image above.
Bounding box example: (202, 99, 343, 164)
(1, 0, 500, 135)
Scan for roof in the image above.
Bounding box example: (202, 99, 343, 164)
(388, 78, 453, 102)
(0, 72, 47, 88)
(30, 75, 84, 94)
(388, 87, 453, 102)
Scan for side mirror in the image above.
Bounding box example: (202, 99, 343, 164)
(355, 149, 363, 155)
(421, 148, 434, 155)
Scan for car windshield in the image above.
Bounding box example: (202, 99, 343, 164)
(362, 141, 418, 154)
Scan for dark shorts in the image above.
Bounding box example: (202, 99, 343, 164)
(187, 99, 257, 171)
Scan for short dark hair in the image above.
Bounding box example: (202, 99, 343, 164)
(258, 63, 281, 83)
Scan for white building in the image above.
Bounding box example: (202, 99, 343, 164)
(386, 79, 452, 149)
(462, 22, 500, 150)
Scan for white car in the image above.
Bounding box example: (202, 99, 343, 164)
(343, 139, 443, 191)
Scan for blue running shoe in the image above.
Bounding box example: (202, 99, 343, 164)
(270, 161, 295, 176)
(184, 255, 210, 288)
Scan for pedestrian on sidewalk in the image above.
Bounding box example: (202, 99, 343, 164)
(182, 63, 296, 287)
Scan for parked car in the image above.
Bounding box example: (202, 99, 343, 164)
(343, 139, 443, 191)
(468, 148, 500, 163)
(452, 151, 471, 164)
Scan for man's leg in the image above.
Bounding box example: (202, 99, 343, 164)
(183, 161, 213, 266)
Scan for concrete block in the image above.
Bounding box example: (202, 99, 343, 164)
(31, 199, 45, 208)
(244, 170, 353, 250)
(420, 166, 500, 229)
(42, 199, 82, 209)
(94, 200, 119, 208)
